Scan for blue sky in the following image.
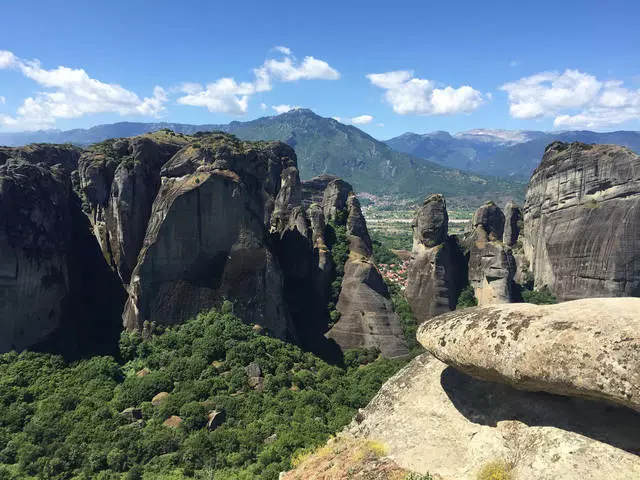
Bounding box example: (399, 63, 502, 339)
(0, 0, 638, 138)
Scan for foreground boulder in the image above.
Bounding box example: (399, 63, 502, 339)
(523, 142, 640, 299)
(405, 194, 465, 323)
(348, 353, 640, 480)
(417, 298, 640, 411)
(466, 201, 516, 305)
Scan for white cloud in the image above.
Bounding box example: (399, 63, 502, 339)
(177, 47, 339, 115)
(376, 122, 384, 127)
(351, 114, 373, 125)
(0, 51, 17, 69)
(0, 50, 167, 129)
(272, 104, 300, 114)
(331, 116, 341, 122)
(501, 69, 640, 128)
(274, 46, 292, 56)
(0, 96, 5, 104)
(259, 55, 340, 82)
(367, 70, 485, 115)
(260, 103, 267, 110)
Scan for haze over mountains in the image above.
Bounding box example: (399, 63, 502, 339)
(385, 129, 640, 178)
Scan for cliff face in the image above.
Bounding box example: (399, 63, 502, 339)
(523, 142, 640, 299)
(0, 145, 125, 356)
(122, 135, 296, 338)
(467, 202, 516, 305)
(405, 194, 465, 323)
(302, 176, 409, 358)
(78, 132, 188, 283)
(0, 159, 72, 352)
(0, 132, 407, 358)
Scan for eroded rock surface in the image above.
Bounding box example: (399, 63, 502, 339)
(302, 175, 409, 358)
(405, 194, 465, 323)
(122, 134, 295, 338)
(467, 202, 516, 305)
(417, 298, 640, 411)
(349, 353, 640, 480)
(523, 142, 640, 299)
(78, 131, 188, 283)
(0, 160, 72, 352)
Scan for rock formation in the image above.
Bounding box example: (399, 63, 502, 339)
(122, 134, 296, 338)
(302, 175, 409, 358)
(523, 141, 640, 299)
(0, 159, 73, 352)
(502, 200, 522, 248)
(466, 201, 516, 305)
(78, 131, 188, 283)
(347, 353, 640, 480)
(0, 132, 407, 358)
(418, 298, 640, 412)
(0, 145, 125, 356)
(405, 194, 465, 323)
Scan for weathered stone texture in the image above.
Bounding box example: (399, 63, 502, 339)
(523, 142, 640, 299)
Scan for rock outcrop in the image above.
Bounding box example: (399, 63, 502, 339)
(417, 298, 640, 412)
(467, 201, 516, 305)
(0, 159, 73, 352)
(405, 194, 465, 323)
(0, 132, 406, 358)
(0, 145, 124, 355)
(302, 176, 409, 358)
(348, 353, 640, 480)
(78, 131, 188, 283)
(122, 134, 295, 338)
(502, 200, 522, 248)
(523, 142, 640, 299)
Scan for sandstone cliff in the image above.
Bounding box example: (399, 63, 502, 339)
(302, 176, 409, 358)
(467, 201, 516, 305)
(523, 141, 640, 299)
(0, 145, 125, 356)
(78, 131, 189, 283)
(122, 134, 296, 338)
(405, 194, 466, 323)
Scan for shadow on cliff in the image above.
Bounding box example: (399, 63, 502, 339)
(33, 194, 127, 360)
(440, 366, 640, 455)
(274, 229, 345, 366)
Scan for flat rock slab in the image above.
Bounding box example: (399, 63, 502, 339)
(349, 354, 640, 480)
(417, 298, 640, 411)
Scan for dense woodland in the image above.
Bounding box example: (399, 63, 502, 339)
(0, 310, 408, 480)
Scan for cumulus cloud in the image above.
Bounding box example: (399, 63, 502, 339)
(274, 46, 292, 56)
(0, 50, 167, 129)
(260, 103, 267, 110)
(351, 114, 373, 125)
(177, 47, 339, 115)
(367, 70, 485, 115)
(272, 104, 300, 114)
(501, 69, 640, 128)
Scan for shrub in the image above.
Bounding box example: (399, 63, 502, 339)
(456, 285, 478, 309)
(521, 286, 557, 305)
(477, 460, 514, 480)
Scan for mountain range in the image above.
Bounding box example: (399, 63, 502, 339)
(0, 109, 523, 200)
(385, 129, 640, 178)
